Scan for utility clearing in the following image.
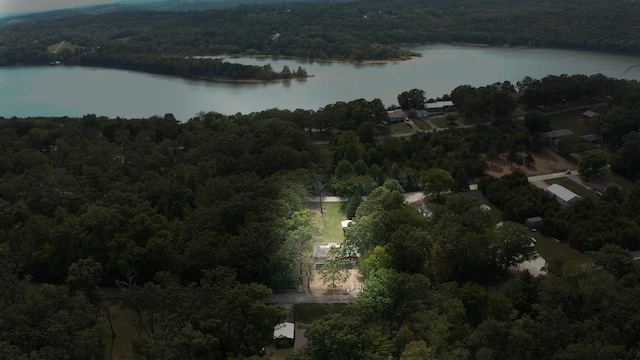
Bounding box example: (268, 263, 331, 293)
(47, 40, 80, 54)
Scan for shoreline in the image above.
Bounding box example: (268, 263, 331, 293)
(4, 41, 638, 83)
(0, 63, 315, 84)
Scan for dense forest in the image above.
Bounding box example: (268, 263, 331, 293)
(4, 0, 640, 79)
(2, 71, 640, 358)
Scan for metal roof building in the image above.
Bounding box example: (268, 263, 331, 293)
(545, 183, 582, 206)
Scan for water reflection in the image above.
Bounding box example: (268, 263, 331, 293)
(3, 44, 640, 120)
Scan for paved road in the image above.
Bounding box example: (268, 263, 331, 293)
(263, 293, 358, 304)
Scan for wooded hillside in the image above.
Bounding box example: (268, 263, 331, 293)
(3, 0, 640, 73)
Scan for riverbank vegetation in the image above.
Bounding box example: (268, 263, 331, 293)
(3, 71, 640, 358)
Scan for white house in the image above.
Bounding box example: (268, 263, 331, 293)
(425, 101, 455, 115)
(545, 184, 582, 206)
(387, 109, 407, 123)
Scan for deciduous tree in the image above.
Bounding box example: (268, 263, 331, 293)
(420, 168, 454, 201)
(578, 149, 609, 181)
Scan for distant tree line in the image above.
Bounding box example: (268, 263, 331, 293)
(5, 0, 640, 73)
(79, 54, 308, 81)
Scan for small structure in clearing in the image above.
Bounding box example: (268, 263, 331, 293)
(461, 189, 491, 210)
(274, 322, 295, 347)
(582, 110, 600, 123)
(341, 220, 353, 230)
(313, 243, 340, 269)
(525, 216, 542, 229)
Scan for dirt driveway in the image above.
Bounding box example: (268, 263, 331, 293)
(305, 268, 363, 295)
(483, 151, 574, 178)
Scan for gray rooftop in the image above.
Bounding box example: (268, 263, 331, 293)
(425, 101, 454, 108)
(461, 190, 486, 205)
(544, 129, 574, 138)
(546, 183, 581, 202)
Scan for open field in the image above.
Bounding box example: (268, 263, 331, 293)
(389, 122, 414, 133)
(47, 40, 80, 54)
(267, 348, 295, 360)
(549, 110, 597, 137)
(430, 116, 454, 128)
(308, 202, 346, 244)
(103, 300, 136, 360)
(601, 170, 634, 191)
(413, 119, 433, 131)
(294, 303, 348, 324)
(533, 232, 586, 264)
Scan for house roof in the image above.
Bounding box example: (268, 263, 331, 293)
(274, 322, 295, 340)
(425, 101, 454, 109)
(546, 184, 581, 202)
(341, 220, 353, 229)
(580, 134, 602, 142)
(313, 243, 339, 259)
(544, 129, 574, 138)
(461, 190, 486, 205)
(387, 110, 406, 118)
(582, 110, 600, 118)
(526, 216, 542, 223)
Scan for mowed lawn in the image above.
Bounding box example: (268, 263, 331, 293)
(549, 110, 598, 137)
(431, 116, 454, 128)
(533, 232, 586, 264)
(47, 40, 80, 54)
(389, 122, 414, 133)
(308, 202, 347, 244)
(103, 300, 137, 360)
(413, 119, 432, 131)
(294, 303, 348, 324)
(489, 200, 586, 263)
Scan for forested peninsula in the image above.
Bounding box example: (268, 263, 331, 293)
(3, 0, 640, 81)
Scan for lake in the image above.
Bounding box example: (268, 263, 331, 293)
(3, 44, 640, 120)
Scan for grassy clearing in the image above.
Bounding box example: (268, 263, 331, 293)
(486, 201, 504, 225)
(47, 40, 80, 54)
(389, 122, 414, 133)
(601, 170, 634, 191)
(488, 201, 586, 263)
(268, 348, 295, 360)
(431, 116, 454, 128)
(112, 36, 134, 42)
(544, 178, 599, 200)
(103, 300, 137, 360)
(413, 119, 432, 131)
(549, 110, 597, 137)
(294, 303, 348, 324)
(307, 202, 346, 244)
(533, 233, 586, 264)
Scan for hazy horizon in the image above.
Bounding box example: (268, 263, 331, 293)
(0, 0, 160, 17)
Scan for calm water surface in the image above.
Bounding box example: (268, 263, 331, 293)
(3, 44, 640, 120)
